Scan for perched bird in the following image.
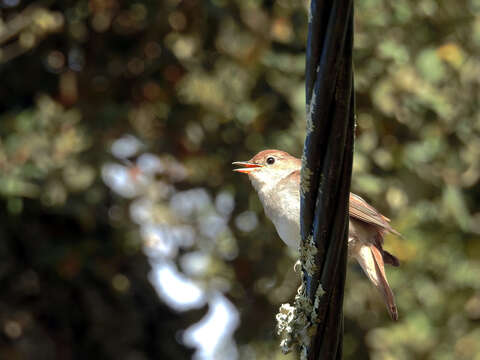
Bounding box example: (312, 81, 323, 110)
(233, 149, 400, 320)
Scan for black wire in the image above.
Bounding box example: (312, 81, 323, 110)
(300, 0, 355, 358)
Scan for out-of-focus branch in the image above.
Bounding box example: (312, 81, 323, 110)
(0, 3, 63, 63)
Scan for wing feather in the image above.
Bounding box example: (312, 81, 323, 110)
(280, 172, 401, 236)
(349, 193, 400, 236)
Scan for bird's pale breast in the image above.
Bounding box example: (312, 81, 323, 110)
(257, 178, 372, 255)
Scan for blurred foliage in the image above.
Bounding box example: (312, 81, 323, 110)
(0, 0, 479, 359)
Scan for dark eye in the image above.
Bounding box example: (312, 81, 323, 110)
(266, 157, 275, 165)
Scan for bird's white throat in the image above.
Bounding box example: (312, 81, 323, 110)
(248, 169, 301, 248)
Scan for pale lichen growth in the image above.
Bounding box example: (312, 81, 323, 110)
(276, 303, 298, 353)
(276, 283, 312, 355)
(300, 157, 313, 200)
(318, 173, 324, 192)
(300, 345, 308, 360)
(299, 234, 317, 277)
(311, 283, 326, 322)
(276, 229, 328, 357)
(276, 278, 327, 357)
(306, 92, 316, 134)
(276, 261, 327, 357)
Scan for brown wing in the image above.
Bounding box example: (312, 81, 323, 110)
(349, 193, 400, 236)
(281, 175, 400, 236)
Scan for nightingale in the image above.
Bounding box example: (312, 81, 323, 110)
(233, 149, 400, 320)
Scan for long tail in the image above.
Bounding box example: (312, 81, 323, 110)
(355, 244, 398, 321)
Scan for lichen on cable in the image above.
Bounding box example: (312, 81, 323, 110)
(311, 283, 326, 322)
(299, 234, 317, 277)
(276, 269, 327, 356)
(276, 283, 312, 355)
(300, 158, 313, 200)
(276, 239, 328, 356)
(306, 92, 316, 134)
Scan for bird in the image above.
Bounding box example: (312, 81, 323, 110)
(233, 149, 400, 320)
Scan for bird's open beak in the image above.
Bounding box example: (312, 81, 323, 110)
(232, 161, 262, 174)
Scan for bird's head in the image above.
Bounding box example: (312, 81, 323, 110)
(233, 149, 301, 191)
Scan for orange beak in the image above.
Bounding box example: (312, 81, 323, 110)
(232, 161, 262, 174)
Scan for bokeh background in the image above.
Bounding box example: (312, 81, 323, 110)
(1, 0, 479, 359)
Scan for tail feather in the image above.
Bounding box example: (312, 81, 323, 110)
(355, 244, 398, 321)
(383, 250, 400, 267)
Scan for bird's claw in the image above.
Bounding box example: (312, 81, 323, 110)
(293, 259, 302, 272)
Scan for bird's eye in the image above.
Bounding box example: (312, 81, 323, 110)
(266, 157, 275, 165)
